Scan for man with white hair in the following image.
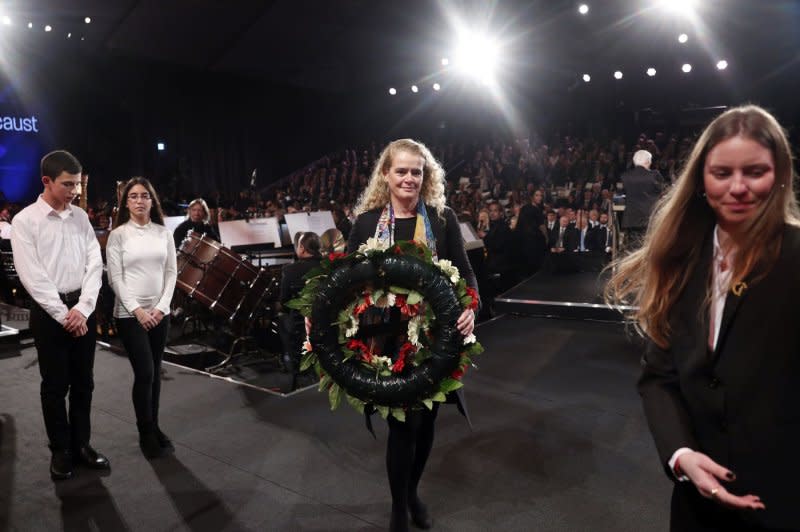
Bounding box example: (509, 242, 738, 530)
(620, 149, 665, 248)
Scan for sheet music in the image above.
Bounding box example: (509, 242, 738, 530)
(284, 211, 336, 241)
(164, 216, 185, 234)
(459, 222, 484, 251)
(218, 218, 281, 248)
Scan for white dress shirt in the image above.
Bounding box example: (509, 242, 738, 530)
(106, 219, 177, 319)
(668, 225, 733, 480)
(11, 196, 103, 323)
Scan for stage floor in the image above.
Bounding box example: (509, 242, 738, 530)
(0, 314, 669, 531)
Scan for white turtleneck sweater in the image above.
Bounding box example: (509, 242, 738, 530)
(106, 219, 177, 319)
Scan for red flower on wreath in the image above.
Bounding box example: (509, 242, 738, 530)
(392, 342, 417, 373)
(451, 367, 465, 380)
(465, 286, 480, 311)
(347, 338, 373, 362)
(354, 293, 373, 316)
(395, 295, 420, 317)
(328, 252, 346, 262)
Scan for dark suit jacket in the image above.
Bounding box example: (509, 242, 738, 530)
(621, 166, 665, 229)
(639, 224, 800, 530)
(279, 257, 322, 305)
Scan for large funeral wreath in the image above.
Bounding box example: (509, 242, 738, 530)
(286, 238, 483, 421)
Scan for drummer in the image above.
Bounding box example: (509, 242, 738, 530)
(173, 198, 220, 248)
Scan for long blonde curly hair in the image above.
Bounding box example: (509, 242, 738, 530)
(354, 139, 447, 217)
(606, 104, 800, 348)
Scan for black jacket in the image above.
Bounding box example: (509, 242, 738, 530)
(347, 205, 478, 292)
(621, 166, 665, 229)
(639, 224, 800, 530)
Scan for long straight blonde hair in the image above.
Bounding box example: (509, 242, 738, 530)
(354, 139, 447, 217)
(607, 105, 800, 348)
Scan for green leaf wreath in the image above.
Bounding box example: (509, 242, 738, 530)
(286, 238, 483, 421)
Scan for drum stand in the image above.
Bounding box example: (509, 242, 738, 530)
(204, 315, 281, 374)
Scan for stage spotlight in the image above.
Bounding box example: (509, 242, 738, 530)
(614, 71, 623, 80)
(658, 0, 697, 17)
(682, 63, 692, 73)
(454, 33, 500, 84)
(582, 74, 591, 82)
(716, 60, 728, 70)
(647, 67, 657, 77)
(157, 142, 165, 151)
(433, 83, 441, 91)
(411, 85, 419, 93)
(2, 15, 11, 26)
(389, 87, 397, 95)
(67, 33, 71, 38)
(579, 4, 589, 15)
(441, 57, 449, 66)
(44, 25, 52, 32)
(678, 33, 688, 43)
(85, 17, 91, 24)
(27, 21, 33, 29)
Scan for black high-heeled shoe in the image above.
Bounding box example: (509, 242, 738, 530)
(408, 498, 432, 530)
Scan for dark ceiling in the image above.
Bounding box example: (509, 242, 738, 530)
(4, 0, 799, 95)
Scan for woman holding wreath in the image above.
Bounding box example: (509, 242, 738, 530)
(347, 138, 478, 532)
(107, 177, 177, 459)
(608, 105, 800, 530)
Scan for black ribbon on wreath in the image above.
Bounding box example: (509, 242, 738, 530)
(309, 253, 463, 408)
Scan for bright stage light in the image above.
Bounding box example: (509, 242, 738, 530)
(716, 60, 728, 70)
(44, 25, 52, 32)
(433, 83, 441, 91)
(388, 87, 397, 95)
(682, 63, 692, 73)
(157, 142, 165, 152)
(647, 67, 657, 77)
(614, 71, 623, 80)
(657, 0, 697, 17)
(2, 15, 11, 26)
(27, 21, 32, 29)
(85, 17, 92, 24)
(578, 4, 589, 15)
(678, 33, 688, 43)
(441, 57, 449, 66)
(454, 33, 500, 84)
(67, 33, 72, 38)
(582, 74, 591, 82)
(411, 85, 419, 93)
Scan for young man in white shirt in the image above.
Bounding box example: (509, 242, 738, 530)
(11, 150, 108, 480)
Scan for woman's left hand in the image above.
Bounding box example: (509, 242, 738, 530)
(456, 308, 475, 337)
(149, 309, 164, 325)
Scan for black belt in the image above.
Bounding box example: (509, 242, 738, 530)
(58, 289, 81, 305)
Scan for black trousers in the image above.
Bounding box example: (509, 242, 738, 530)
(386, 404, 440, 516)
(30, 302, 97, 451)
(116, 316, 170, 427)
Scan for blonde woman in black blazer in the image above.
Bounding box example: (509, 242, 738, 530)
(609, 105, 800, 531)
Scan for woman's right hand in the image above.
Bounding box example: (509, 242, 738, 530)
(134, 307, 158, 330)
(678, 451, 765, 510)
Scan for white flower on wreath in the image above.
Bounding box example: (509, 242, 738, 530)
(373, 355, 393, 369)
(434, 259, 460, 284)
(374, 291, 396, 309)
(407, 315, 424, 348)
(462, 333, 476, 345)
(344, 314, 359, 338)
(357, 237, 390, 256)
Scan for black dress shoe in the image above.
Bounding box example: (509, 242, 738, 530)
(155, 428, 175, 452)
(408, 499, 432, 530)
(74, 445, 110, 469)
(50, 450, 73, 481)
